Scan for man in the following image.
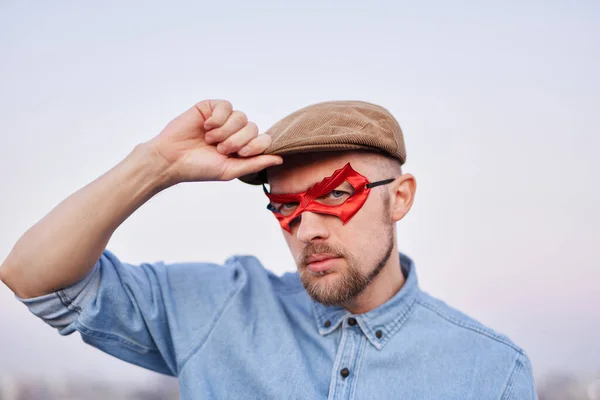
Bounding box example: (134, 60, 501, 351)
(0, 99, 537, 399)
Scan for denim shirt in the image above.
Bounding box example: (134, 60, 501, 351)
(19, 251, 537, 399)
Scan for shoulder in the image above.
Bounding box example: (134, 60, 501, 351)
(148, 253, 303, 302)
(414, 290, 525, 354)
(223, 254, 304, 295)
(410, 291, 537, 397)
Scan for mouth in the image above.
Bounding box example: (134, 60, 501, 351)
(305, 254, 341, 275)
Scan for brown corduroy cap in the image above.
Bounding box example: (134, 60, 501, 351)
(238, 100, 406, 185)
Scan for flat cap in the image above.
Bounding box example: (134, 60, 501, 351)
(239, 100, 406, 185)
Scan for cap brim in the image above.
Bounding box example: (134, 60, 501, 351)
(237, 143, 383, 185)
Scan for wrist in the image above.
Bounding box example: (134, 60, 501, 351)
(128, 142, 176, 195)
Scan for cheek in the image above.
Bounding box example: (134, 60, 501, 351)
(346, 195, 385, 231)
(339, 199, 389, 250)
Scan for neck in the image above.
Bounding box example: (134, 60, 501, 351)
(342, 248, 405, 315)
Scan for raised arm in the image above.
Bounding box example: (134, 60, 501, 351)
(0, 99, 281, 298)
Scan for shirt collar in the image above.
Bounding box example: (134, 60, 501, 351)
(312, 253, 420, 350)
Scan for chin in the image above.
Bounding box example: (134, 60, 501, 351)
(302, 270, 341, 292)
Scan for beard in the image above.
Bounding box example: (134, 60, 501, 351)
(298, 226, 395, 307)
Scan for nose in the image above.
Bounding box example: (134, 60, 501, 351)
(295, 211, 330, 244)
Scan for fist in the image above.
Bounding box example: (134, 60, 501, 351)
(148, 100, 282, 185)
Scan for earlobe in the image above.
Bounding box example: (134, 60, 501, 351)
(390, 174, 416, 222)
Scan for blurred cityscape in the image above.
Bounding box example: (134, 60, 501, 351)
(0, 371, 599, 399)
(0, 375, 179, 400)
(537, 372, 600, 400)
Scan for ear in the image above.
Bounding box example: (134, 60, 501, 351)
(389, 174, 416, 222)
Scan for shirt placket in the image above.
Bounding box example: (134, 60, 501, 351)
(327, 317, 366, 400)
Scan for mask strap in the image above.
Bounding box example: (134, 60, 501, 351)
(365, 178, 395, 189)
(263, 184, 281, 214)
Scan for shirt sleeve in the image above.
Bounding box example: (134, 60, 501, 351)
(17, 249, 246, 377)
(501, 351, 538, 400)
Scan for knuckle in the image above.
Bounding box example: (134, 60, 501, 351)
(231, 111, 248, 125)
(196, 99, 211, 108)
(227, 136, 246, 151)
(247, 121, 259, 134)
(227, 143, 243, 153)
(217, 142, 231, 154)
(261, 134, 272, 145)
(204, 128, 221, 141)
(238, 142, 256, 155)
(254, 135, 270, 149)
(223, 136, 244, 151)
(219, 100, 233, 111)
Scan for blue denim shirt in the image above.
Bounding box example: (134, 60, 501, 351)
(19, 251, 537, 399)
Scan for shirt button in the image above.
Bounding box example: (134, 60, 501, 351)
(376, 330, 383, 339)
(324, 320, 331, 328)
(347, 317, 357, 326)
(340, 368, 350, 378)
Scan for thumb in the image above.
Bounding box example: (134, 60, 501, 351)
(221, 155, 283, 181)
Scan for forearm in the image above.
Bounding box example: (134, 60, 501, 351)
(1, 98, 279, 299)
(0, 143, 171, 298)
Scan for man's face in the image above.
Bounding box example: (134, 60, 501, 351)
(267, 152, 397, 306)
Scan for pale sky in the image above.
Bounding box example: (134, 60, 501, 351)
(1, 1, 598, 384)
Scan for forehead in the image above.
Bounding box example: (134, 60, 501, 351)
(266, 151, 378, 194)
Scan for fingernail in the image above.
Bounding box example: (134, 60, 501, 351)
(238, 148, 249, 156)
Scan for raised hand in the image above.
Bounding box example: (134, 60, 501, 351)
(147, 99, 282, 185)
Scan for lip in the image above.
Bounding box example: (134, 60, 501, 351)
(307, 253, 338, 263)
(306, 254, 341, 273)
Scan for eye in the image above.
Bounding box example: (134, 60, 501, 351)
(322, 189, 351, 200)
(281, 202, 299, 210)
(267, 202, 299, 216)
(315, 189, 353, 206)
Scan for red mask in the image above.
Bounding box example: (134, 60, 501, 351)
(264, 163, 395, 232)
